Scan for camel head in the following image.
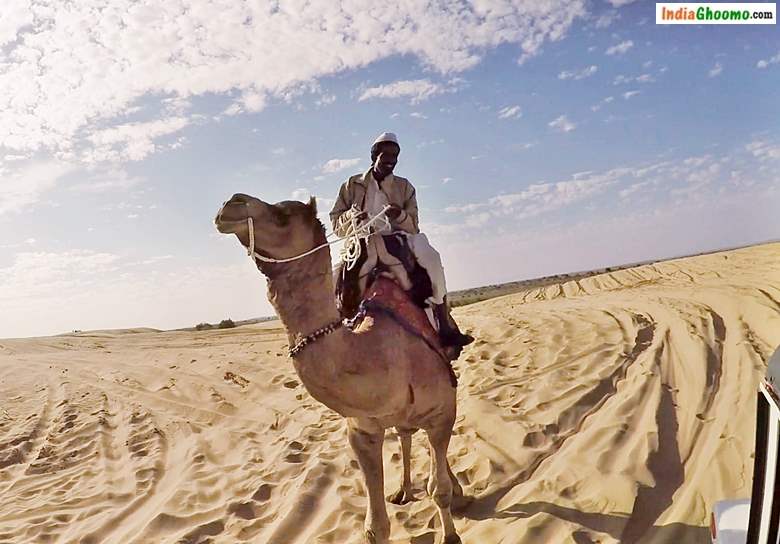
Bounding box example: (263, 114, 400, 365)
(214, 193, 324, 270)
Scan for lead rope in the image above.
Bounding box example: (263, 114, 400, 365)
(246, 204, 391, 270)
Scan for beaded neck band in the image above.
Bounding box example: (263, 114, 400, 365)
(288, 319, 344, 357)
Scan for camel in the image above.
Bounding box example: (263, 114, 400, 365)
(215, 193, 464, 544)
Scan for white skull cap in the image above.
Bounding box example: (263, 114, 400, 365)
(372, 132, 399, 146)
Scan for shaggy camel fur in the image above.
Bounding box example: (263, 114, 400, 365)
(215, 194, 464, 544)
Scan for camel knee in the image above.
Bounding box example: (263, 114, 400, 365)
(429, 479, 453, 509)
(433, 489, 453, 509)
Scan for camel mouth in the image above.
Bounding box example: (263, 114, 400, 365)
(214, 217, 244, 233)
(214, 205, 249, 232)
(215, 200, 250, 233)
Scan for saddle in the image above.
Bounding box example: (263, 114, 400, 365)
(335, 235, 457, 387)
(335, 234, 433, 320)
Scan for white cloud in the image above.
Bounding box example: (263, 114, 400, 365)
(746, 140, 780, 161)
(607, 0, 638, 5)
(512, 142, 537, 151)
(558, 65, 598, 80)
(756, 51, 780, 69)
(619, 181, 651, 199)
(0, 250, 122, 302)
(708, 63, 723, 77)
(444, 202, 486, 213)
(223, 104, 243, 116)
(549, 115, 576, 133)
(438, 145, 780, 237)
(3, 154, 28, 161)
(623, 90, 640, 99)
(69, 168, 144, 193)
(410, 112, 429, 119)
(442, 177, 453, 184)
(417, 138, 444, 148)
(0, 1, 586, 161)
(322, 158, 361, 174)
(360, 79, 451, 104)
(0, 2, 33, 48)
(466, 212, 491, 227)
(291, 188, 311, 201)
(444, 169, 627, 224)
(316, 94, 337, 107)
(606, 40, 634, 56)
(591, 96, 614, 112)
(0, 160, 76, 215)
(594, 12, 619, 29)
(497, 105, 522, 119)
(83, 117, 189, 163)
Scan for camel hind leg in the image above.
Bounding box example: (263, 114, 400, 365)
(425, 420, 461, 544)
(389, 427, 415, 505)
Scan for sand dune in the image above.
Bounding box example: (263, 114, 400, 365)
(1, 243, 778, 543)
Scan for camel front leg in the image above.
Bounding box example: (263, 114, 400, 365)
(389, 428, 415, 504)
(426, 424, 461, 544)
(348, 422, 391, 544)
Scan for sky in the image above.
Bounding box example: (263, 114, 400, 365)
(1, 0, 779, 338)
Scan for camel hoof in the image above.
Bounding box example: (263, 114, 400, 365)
(365, 528, 389, 544)
(388, 488, 415, 505)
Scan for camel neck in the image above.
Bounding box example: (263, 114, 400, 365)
(265, 252, 341, 347)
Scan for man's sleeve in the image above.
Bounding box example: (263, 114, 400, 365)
(329, 180, 353, 237)
(393, 182, 419, 234)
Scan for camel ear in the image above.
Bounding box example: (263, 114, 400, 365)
(307, 196, 317, 217)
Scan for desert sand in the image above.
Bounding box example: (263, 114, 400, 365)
(1, 242, 779, 544)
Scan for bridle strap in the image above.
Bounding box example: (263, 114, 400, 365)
(243, 204, 391, 267)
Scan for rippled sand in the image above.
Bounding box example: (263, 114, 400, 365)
(1, 243, 778, 543)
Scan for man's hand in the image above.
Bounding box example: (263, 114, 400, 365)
(385, 205, 403, 220)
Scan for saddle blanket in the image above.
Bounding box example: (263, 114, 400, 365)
(350, 277, 457, 386)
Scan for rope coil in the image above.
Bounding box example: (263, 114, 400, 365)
(246, 204, 391, 269)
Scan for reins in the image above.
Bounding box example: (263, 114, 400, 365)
(245, 204, 390, 270)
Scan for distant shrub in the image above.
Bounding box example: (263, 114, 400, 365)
(195, 322, 213, 331)
(218, 319, 236, 329)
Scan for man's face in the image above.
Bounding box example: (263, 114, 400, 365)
(373, 144, 399, 177)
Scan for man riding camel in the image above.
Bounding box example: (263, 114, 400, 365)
(329, 131, 474, 352)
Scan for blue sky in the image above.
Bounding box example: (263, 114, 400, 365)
(1, 0, 778, 338)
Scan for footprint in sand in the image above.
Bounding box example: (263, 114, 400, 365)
(223, 372, 250, 388)
(252, 483, 273, 502)
(284, 441, 308, 463)
(228, 501, 260, 520)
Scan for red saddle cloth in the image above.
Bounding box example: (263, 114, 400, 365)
(356, 277, 456, 386)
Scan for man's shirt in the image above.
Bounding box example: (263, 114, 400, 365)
(329, 168, 419, 236)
